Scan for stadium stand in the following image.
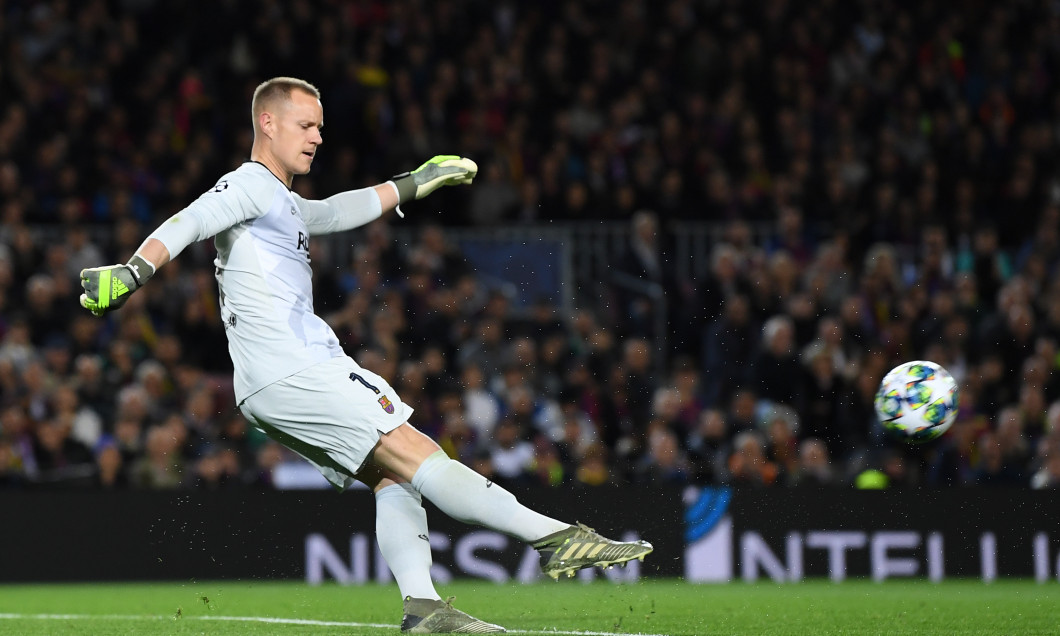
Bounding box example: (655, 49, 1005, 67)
(2, 0, 1060, 490)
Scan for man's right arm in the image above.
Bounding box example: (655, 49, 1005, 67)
(80, 179, 255, 316)
(135, 238, 172, 270)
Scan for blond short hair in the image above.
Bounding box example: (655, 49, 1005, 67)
(251, 77, 321, 123)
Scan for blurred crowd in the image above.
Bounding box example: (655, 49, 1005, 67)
(3, 0, 1060, 490)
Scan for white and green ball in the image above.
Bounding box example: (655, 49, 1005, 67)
(874, 360, 959, 443)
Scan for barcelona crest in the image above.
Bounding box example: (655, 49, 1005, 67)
(378, 395, 395, 414)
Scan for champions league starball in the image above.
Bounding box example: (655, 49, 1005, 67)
(874, 360, 959, 444)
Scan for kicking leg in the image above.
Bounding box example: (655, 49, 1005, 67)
(371, 424, 568, 542)
(370, 424, 653, 579)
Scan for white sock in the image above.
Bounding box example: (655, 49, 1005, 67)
(411, 451, 569, 542)
(375, 483, 440, 600)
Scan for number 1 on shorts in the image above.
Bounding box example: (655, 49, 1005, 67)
(349, 371, 380, 394)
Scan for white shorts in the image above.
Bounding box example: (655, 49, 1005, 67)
(239, 356, 414, 489)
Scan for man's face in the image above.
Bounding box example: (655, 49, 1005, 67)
(265, 90, 323, 176)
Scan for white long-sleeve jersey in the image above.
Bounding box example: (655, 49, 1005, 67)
(147, 161, 383, 403)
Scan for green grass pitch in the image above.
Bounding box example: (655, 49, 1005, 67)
(0, 579, 1056, 635)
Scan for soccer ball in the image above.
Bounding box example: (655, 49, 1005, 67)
(874, 360, 959, 443)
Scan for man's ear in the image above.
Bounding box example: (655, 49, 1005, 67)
(258, 111, 274, 139)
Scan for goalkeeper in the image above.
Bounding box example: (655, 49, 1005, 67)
(79, 77, 651, 634)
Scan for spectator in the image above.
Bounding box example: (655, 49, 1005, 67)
(554, 391, 598, 467)
(457, 318, 507, 386)
(753, 315, 805, 411)
(246, 441, 286, 489)
(406, 224, 468, 283)
(50, 382, 102, 450)
(3, 0, 1060, 490)
(926, 415, 983, 487)
(63, 226, 105, 282)
(573, 443, 613, 487)
(877, 449, 921, 489)
(1029, 424, 1060, 488)
(763, 406, 800, 477)
(702, 294, 757, 407)
(725, 431, 780, 487)
(460, 363, 502, 444)
(0, 439, 25, 487)
(995, 406, 1033, 471)
(94, 437, 127, 489)
(32, 418, 95, 487)
(973, 431, 1026, 487)
(800, 349, 847, 454)
(130, 424, 184, 490)
(186, 444, 243, 490)
(838, 369, 883, 457)
(670, 357, 706, 433)
(1030, 454, 1060, 489)
(790, 438, 836, 486)
(696, 244, 753, 327)
(487, 418, 535, 487)
(468, 160, 519, 225)
(529, 436, 565, 487)
(612, 210, 680, 339)
(621, 337, 657, 428)
(682, 421, 720, 485)
(0, 319, 35, 371)
(437, 411, 479, 466)
(637, 427, 691, 484)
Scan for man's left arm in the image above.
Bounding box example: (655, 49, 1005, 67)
(298, 186, 386, 236)
(300, 155, 477, 236)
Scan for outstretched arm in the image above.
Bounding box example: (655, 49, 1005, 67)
(301, 156, 477, 235)
(80, 179, 255, 316)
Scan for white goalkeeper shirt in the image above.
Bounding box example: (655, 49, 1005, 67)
(147, 161, 382, 403)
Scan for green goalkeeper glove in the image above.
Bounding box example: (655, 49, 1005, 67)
(79, 254, 155, 316)
(390, 155, 478, 205)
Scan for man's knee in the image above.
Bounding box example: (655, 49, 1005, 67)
(371, 423, 442, 480)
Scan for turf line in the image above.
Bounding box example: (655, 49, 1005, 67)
(0, 612, 669, 636)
